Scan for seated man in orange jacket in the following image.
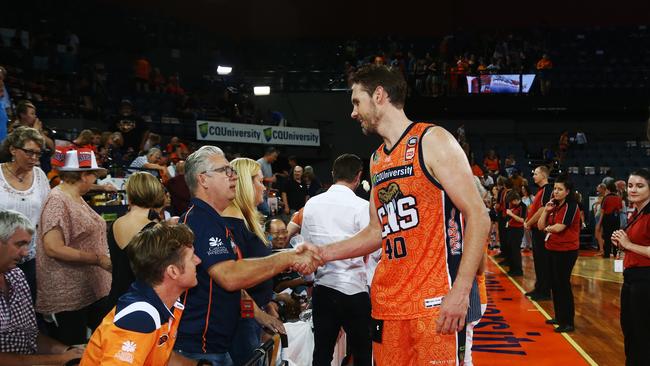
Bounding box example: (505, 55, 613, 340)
(81, 223, 200, 366)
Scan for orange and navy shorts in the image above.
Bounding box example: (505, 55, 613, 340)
(373, 316, 459, 366)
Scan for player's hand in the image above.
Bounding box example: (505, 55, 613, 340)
(61, 346, 84, 363)
(436, 286, 469, 334)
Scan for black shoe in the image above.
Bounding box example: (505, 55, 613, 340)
(554, 325, 575, 333)
(525, 291, 537, 297)
(531, 293, 551, 301)
(545, 318, 558, 325)
(508, 270, 523, 276)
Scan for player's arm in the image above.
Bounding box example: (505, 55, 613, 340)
(422, 127, 491, 334)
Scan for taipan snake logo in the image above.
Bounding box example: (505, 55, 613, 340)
(378, 182, 403, 205)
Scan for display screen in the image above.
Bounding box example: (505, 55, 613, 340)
(466, 74, 536, 94)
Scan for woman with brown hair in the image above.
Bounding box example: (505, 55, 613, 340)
(538, 175, 581, 333)
(36, 149, 112, 345)
(106, 171, 167, 309)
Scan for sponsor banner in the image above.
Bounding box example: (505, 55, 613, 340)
(196, 120, 320, 146)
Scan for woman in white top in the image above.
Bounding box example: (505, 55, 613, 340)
(0, 126, 51, 301)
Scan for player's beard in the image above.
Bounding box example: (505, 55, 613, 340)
(360, 105, 378, 135)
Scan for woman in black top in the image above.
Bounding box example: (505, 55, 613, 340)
(106, 171, 166, 310)
(223, 158, 283, 366)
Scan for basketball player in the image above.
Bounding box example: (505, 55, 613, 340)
(296, 65, 490, 365)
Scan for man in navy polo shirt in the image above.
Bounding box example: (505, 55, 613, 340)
(175, 146, 320, 365)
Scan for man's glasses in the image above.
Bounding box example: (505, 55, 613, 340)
(16, 147, 42, 158)
(202, 166, 237, 178)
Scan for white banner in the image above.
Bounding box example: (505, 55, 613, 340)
(196, 120, 320, 147)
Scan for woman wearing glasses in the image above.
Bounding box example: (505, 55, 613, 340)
(222, 158, 285, 365)
(0, 126, 50, 301)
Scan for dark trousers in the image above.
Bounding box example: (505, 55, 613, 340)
(17, 258, 36, 304)
(602, 216, 620, 258)
(531, 229, 551, 296)
(46, 297, 110, 345)
(312, 285, 372, 366)
(549, 250, 578, 327)
(498, 217, 509, 260)
(621, 267, 650, 366)
(507, 227, 524, 272)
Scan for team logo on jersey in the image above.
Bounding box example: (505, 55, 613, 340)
(405, 147, 415, 161)
(207, 236, 229, 256)
(407, 136, 418, 147)
(114, 340, 137, 363)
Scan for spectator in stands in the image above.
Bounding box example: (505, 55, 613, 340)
(166, 136, 190, 162)
(106, 172, 166, 311)
(520, 184, 534, 251)
(37, 149, 112, 345)
(222, 158, 283, 365)
(301, 154, 373, 366)
(504, 154, 517, 176)
(558, 131, 570, 161)
(598, 182, 623, 259)
(0, 209, 85, 365)
(133, 55, 151, 93)
(510, 169, 525, 193)
(71, 129, 95, 150)
(483, 149, 500, 177)
(81, 223, 198, 366)
(13, 101, 54, 172)
(130, 148, 169, 183)
(266, 218, 289, 250)
(611, 169, 650, 366)
(142, 132, 162, 152)
(174, 146, 319, 365)
(592, 183, 606, 254)
(470, 156, 484, 177)
(114, 99, 148, 156)
(536, 53, 553, 96)
(151, 67, 166, 93)
(165, 73, 185, 96)
(302, 165, 321, 199)
(538, 176, 581, 333)
(0, 127, 50, 301)
(575, 130, 587, 149)
(165, 160, 191, 216)
(282, 165, 307, 216)
(256, 147, 280, 215)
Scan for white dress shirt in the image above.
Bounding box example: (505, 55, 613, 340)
(301, 184, 371, 295)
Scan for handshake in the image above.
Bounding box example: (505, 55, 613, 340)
(289, 242, 326, 275)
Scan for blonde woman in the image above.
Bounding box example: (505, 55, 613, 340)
(222, 158, 284, 365)
(106, 171, 166, 309)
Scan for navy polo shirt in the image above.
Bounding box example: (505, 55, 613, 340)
(223, 217, 273, 308)
(114, 281, 176, 333)
(175, 198, 240, 354)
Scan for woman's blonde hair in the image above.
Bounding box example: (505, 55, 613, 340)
(126, 171, 166, 208)
(230, 158, 267, 245)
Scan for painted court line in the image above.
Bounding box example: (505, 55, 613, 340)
(489, 256, 599, 366)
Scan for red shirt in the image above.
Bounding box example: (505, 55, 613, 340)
(601, 194, 623, 215)
(526, 183, 553, 221)
(623, 205, 650, 269)
(545, 201, 581, 251)
(507, 202, 526, 228)
(484, 157, 500, 172)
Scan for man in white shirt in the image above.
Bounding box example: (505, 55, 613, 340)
(301, 154, 373, 366)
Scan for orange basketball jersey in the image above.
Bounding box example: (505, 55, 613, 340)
(370, 122, 470, 320)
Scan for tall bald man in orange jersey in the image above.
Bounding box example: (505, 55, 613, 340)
(296, 65, 490, 365)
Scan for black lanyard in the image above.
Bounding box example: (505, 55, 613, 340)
(625, 202, 650, 231)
